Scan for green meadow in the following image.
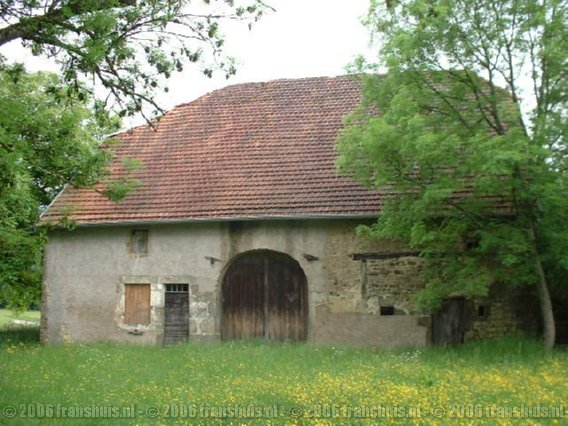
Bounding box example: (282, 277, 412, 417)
(0, 327, 566, 425)
(0, 309, 40, 327)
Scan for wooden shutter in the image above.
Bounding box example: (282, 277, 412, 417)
(124, 284, 151, 324)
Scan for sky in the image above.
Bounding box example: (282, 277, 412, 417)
(160, 0, 374, 110)
(1, 0, 375, 128)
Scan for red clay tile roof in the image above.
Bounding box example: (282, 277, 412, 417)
(41, 75, 388, 225)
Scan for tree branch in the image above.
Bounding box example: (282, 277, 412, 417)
(0, 0, 136, 47)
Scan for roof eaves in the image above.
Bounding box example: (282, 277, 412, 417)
(56, 213, 380, 228)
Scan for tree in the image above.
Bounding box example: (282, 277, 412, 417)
(337, 0, 567, 349)
(0, 60, 127, 309)
(0, 0, 270, 309)
(0, 0, 270, 119)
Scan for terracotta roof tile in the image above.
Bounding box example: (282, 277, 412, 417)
(41, 76, 388, 225)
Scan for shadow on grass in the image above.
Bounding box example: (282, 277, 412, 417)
(0, 326, 40, 345)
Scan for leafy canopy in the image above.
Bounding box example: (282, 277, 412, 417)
(0, 0, 270, 120)
(0, 60, 124, 309)
(0, 0, 271, 309)
(337, 0, 568, 314)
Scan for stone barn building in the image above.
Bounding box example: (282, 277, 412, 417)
(40, 76, 531, 346)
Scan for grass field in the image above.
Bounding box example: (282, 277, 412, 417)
(0, 330, 566, 425)
(0, 309, 40, 327)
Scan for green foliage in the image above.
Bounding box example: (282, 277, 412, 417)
(0, 0, 272, 309)
(0, 0, 271, 119)
(102, 177, 142, 202)
(0, 60, 120, 309)
(338, 0, 568, 311)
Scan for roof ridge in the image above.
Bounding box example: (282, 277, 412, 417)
(110, 74, 365, 137)
(171, 73, 362, 107)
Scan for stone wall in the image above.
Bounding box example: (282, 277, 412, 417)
(467, 284, 539, 341)
(317, 221, 429, 345)
(321, 222, 425, 315)
(42, 219, 532, 346)
(362, 256, 424, 315)
(42, 223, 228, 344)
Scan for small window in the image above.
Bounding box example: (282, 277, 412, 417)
(380, 306, 395, 316)
(478, 305, 489, 319)
(124, 284, 151, 324)
(130, 230, 148, 254)
(165, 284, 189, 293)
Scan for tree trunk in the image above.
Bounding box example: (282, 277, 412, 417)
(528, 224, 556, 350)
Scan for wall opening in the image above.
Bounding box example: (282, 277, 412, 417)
(477, 305, 489, 319)
(431, 297, 473, 345)
(130, 230, 148, 255)
(164, 284, 189, 345)
(221, 250, 308, 341)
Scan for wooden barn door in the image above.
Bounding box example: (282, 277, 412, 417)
(221, 251, 308, 341)
(222, 256, 266, 339)
(164, 284, 189, 345)
(431, 297, 467, 345)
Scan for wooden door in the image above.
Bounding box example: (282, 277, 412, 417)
(222, 256, 266, 339)
(266, 255, 308, 340)
(221, 251, 308, 341)
(164, 284, 189, 345)
(431, 297, 467, 345)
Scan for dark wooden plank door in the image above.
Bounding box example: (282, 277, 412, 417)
(431, 298, 466, 345)
(221, 251, 307, 341)
(164, 285, 189, 345)
(222, 256, 265, 339)
(267, 254, 308, 341)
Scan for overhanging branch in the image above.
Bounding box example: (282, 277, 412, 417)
(0, 0, 136, 47)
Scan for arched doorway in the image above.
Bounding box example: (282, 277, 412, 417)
(221, 250, 308, 341)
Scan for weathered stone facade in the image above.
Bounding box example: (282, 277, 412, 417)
(41, 219, 530, 346)
(468, 285, 539, 341)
